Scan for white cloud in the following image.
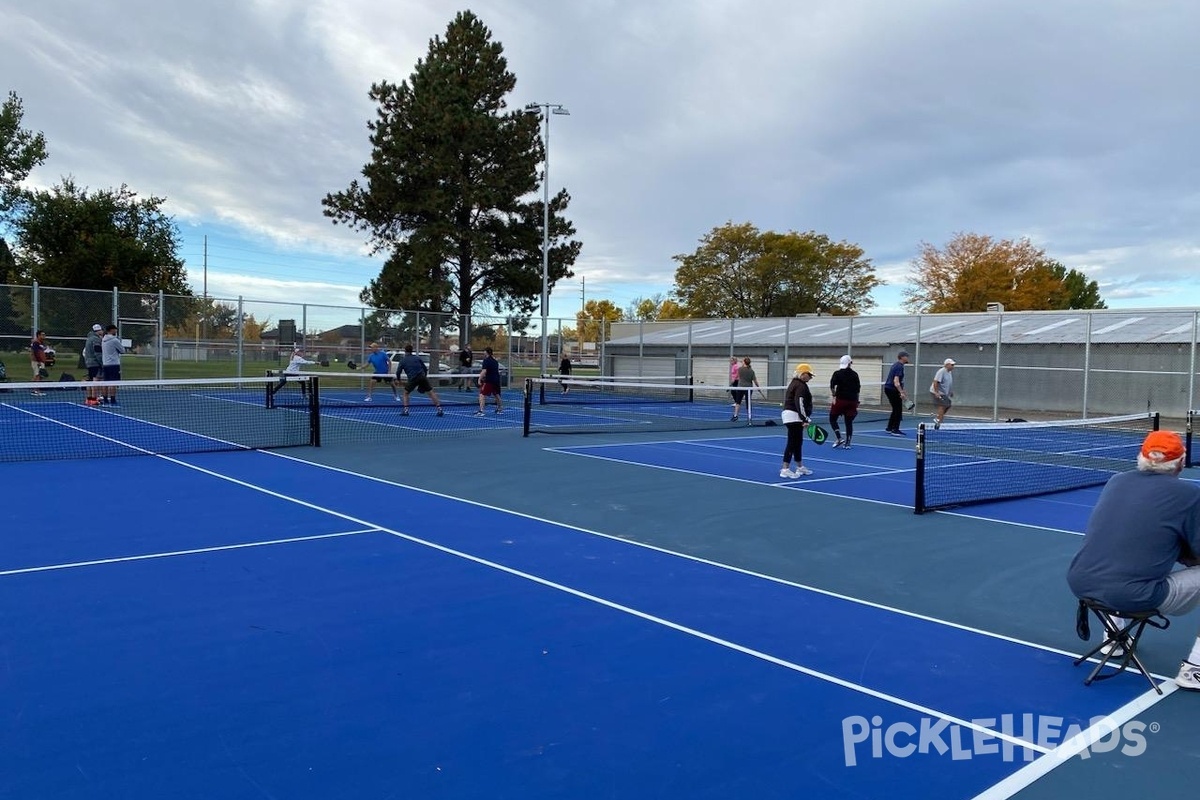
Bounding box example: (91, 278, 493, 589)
(3, 0, 1199, 315)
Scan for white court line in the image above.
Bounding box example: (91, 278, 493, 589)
(261, 450, 1120, 664)
(971, 684, 1175, 800)
(12, 445, 1051, 756)
(546, 437, 1115, 537)
(0, 529, 377, 576)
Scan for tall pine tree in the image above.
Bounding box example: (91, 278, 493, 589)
(324, 11, 580, 348)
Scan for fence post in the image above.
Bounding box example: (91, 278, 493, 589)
(112, 286, 119, 330)
(992, 309, 1003, 421)
(237, 296, 244, 377)
(1082, 312, 1094, 419)
(31, 281, 39, 334)
(157, 290, 165, 379)
(1190, 311, 1198, 416)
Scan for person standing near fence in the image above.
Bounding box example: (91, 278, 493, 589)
(83, 323, 104, 406)
(883, 350, 910, 435)
(930, 358, 955, 429)
(458, 345, 474, 391)
(731, 357, 760, 422)
(397, 344, 444, 417)
(364, 342, 398, 402)
(558, 354, 572, 394)
(780, 363, 814, 477)
(100, 325, 125, 405)
(29, 329, 49, 395)
(829, 354, 861, 449)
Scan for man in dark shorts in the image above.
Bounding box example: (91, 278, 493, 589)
(364, 342, 398, 402)
(396, 344, 443, 417)
(100, 324, 125, 405)
(476, 347, 504, 416)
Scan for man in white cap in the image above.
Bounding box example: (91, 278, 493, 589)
(930, 358, 955, 429)
(272, 345, 316, 400)
(829, 354, 860, 449)
(83, 323, 105, 406)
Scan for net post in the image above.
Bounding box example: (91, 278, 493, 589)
(1188, 410, 1195, 469)
(687, 374, 694, 403)
(914, 422, 927, 514)
(309, 376, 321, 447)
(523, 378, 533, 437)
(1151, 411, 1160, 432)
(539, 377, 547, 406)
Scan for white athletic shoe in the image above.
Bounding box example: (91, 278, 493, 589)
(1176, 661, 1200, 690)
(364, 396, 372, 402)
(793, 465, 814, 476)
(780, 468, 795, 478)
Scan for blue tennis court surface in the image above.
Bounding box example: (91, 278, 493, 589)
(5, 401, 1200, 798)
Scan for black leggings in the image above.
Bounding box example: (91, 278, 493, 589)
(783, 421, 805, 464)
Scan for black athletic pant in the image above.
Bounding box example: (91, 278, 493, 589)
(883, 386, 903, 431)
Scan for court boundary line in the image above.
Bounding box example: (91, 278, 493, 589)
(547, 439, 1099, 536)
(47, 447, 1061, 755)
(0, 529, 378, 577)
(3, 400, 267, 454)
(971, 684, 1176, 799)
(261, 449, 1159, 669)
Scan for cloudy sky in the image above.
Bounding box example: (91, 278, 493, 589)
(3, 0, 1199, 326)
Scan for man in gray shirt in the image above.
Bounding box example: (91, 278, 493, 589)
(83, 323, 104, 406)
(730, 357, 760, 422)
(100, 325, 125, 405)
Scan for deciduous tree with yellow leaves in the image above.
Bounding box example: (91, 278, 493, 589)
(903, 233, 1106, 313)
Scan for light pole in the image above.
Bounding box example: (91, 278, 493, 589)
(525, 102, 569, 377)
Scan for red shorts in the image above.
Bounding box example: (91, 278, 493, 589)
(480, 382, 501, 396)
(830, 398, 859, 420)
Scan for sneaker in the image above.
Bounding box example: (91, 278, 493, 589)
(1176, 661, 1200, 690)
(401, 408, 409, 416)
(888, 430, 906, 437)
(843, 442, 852, 450)
(474, 411, 485, 417)
(832, 439, 845, 449)
(1099, 641, 1126, 659)
(364, 396, 372, 402)
(794, 465, 813, 476)
(436, 407, 444, 417)
(31, 390, 45, 396)
(933, 419, 941, 430)
(779, 468, 795, 478)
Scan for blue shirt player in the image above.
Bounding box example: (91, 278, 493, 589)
(396, 344, 443, 417)
(364, 342, 398, 402)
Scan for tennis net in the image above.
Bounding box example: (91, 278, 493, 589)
(0, 375, 317, 462)
(523, 377, 790, 435)
(914, 412, 1159, 513)
(265, 369, 491, 408)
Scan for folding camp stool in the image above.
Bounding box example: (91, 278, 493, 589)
(1074, 598, 1169, 694)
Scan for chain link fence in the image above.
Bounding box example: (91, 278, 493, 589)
(0, 282, 609, 383)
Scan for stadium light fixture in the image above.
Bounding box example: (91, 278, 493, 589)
(526, 102, 570, 376)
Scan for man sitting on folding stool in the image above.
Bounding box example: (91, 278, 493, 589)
(1068, 430, 1200, 690)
